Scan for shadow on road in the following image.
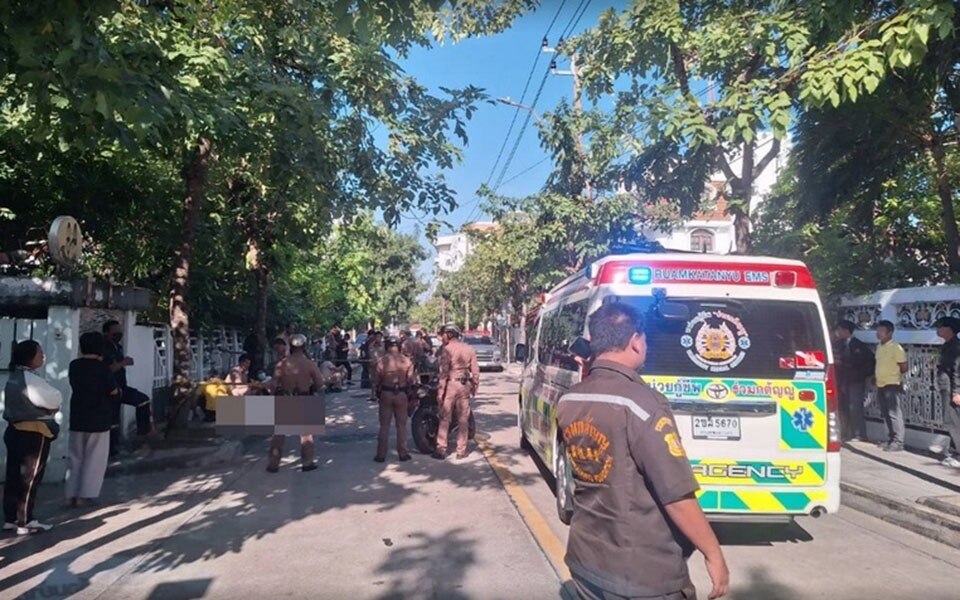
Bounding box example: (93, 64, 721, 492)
(712, 521, 814, 546)
(0, 383, 530, 598)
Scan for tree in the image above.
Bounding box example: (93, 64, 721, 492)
(0, 1, 535, 410)
(571, 0, 956, 253)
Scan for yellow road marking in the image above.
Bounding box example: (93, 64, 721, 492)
(477, 436, 573, 587)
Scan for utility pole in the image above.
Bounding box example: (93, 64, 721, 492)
(544, 41, 591, 200)
(465, 297, 471, 332)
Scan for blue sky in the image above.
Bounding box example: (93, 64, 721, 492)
(395, 0, 626, 249)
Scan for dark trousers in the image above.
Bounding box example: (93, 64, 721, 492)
(3, 426, 52, 526)
(336, 357, 353, 382)
(840, 380, 867, 440)
(942, 388, 960, 456)
(360, 361, 371, 389)
(571, 574, 696, 600)
(877, 385, 905, 445)
(110, 386, 153, 455)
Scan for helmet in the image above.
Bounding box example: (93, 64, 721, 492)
(290, 334, 308, 348)
(441, 323, 461, 337)
(384, 337, 401, 350)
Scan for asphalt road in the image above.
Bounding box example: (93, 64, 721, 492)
(477, 367, 960, 600)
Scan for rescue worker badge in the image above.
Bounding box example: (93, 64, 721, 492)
(663, 432, 686, 458)
(564, 419, 614, 484)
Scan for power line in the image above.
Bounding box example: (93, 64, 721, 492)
(560, 0, 592, 39)
(482, 0, 569, 189)
(491, 63, 552, 194)
(498, 156, 552, 188)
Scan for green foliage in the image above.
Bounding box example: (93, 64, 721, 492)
(754, 158, 956, 298)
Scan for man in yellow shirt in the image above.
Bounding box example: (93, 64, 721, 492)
(875, 320, 907, 452)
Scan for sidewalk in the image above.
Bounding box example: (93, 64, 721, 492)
(841, 441, 960, 548)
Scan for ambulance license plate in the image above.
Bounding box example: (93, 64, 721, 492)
(692, 415, 741, 440)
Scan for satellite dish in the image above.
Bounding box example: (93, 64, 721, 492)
(48, 216, 83, 267)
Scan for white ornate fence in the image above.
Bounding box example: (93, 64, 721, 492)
(839, 285, 960, 432)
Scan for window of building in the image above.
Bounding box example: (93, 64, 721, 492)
(690, 229, 715, 253)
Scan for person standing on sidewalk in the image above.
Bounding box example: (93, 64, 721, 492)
(557, 302, 728, 600)
(875, 320, 908, 452)
(266, 334, 325, 473)
(372, 337, 414, 463)
(66, 332, 119, 508)
(833, 320, 874, 442)
(3, 341, 62, 536)
(433, 324, 479, 461)
(933, 317, 960, 468)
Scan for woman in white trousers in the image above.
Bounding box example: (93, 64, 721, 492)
(66, 332, 119, 507)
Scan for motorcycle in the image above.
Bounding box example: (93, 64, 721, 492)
(409, 376, 476, 455)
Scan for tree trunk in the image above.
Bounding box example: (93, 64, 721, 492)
(733, 141, 755, 255)
(927, 140, 960, 275)
(169, 137, 213, 424)
(250, 238, 270, 377)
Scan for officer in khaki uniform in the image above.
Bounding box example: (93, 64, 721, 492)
(557, 303, 729, 600)
(372, 337, 415, 462)
(433, 324, 479, 460)
(266, 334, 325, 473)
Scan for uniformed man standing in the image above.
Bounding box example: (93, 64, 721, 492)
(372, 337, 414, 463)
(433, 324, 479, 460)
(933, 317, 960, 468)
(266, 334, 325, 473)
(557, 302, 729, 600)
(401, 330, 425, 371)
(366, 331, 385, 402)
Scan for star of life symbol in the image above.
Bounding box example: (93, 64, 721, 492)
(792, 408, 814, 432)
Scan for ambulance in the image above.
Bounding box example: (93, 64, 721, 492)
(516, 246, 840, 524)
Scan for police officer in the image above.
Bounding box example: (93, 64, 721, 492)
(401, 330, 425, 371)
(372, 337, 414, 462)
(366, 331, 385, 402)
(266, 334, 325, 473)
(557, 302, 728, 600)
(933, 317, 960, 468)
(433, 324, 479, 460)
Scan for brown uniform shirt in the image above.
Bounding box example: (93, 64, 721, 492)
(373, 354, 415, 392)
(273, 351, 325, 395)
(556, 359, 699, 597)
(438, 338, 479, 388)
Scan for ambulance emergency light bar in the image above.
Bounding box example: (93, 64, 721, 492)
(588, 260, 814, 288)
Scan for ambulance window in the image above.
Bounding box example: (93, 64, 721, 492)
(537, 300, 588, 371)
(630, 298, 827, 379)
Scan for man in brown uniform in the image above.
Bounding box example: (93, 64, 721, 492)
(401, 330, 425, 370)
(433, 324, 479, 460)
(366, 331, 385, 402)
(266, 334, 325, 473)
(372, 337, 414, 462)
(557, 302, 729, 600)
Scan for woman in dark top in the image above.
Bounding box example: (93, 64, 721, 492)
(65, 332, 118, 507)
(3, 340, 62, 535)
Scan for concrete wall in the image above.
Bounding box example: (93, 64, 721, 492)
(641, 219, 737, 254)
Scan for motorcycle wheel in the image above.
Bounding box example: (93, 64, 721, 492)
(411, 405, 439, 454)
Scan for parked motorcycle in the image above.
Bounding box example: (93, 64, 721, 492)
(410, 377, 476, 454)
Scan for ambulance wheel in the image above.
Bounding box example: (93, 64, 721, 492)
(412, 405, 439, 454)
(555, 437, 575, 525)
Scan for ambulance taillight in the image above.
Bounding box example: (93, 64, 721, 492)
(825, 365, 841, 452)
(773, 270, 798, 288)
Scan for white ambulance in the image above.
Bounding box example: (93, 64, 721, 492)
(516, 248, 840, 524)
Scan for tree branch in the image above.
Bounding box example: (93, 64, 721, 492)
(670, 42, 691, 97)
(713, 147, 738, 182)
(754, 138, 782, 175)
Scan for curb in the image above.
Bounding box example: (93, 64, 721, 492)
(105, 440, 245, 478)
(841, 481, 960, 549)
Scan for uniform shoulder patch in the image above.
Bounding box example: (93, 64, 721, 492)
(663, 432, 686, 458)
(654, 416, 674, 432)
